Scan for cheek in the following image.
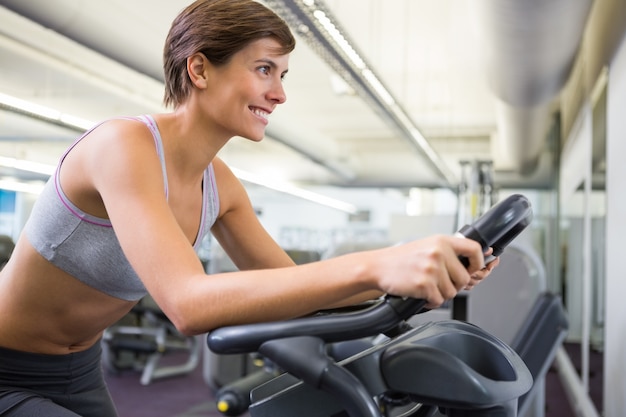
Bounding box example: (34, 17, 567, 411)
(226, 83, 256, 107)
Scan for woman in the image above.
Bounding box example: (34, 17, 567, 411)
(0, 0, 497, 415)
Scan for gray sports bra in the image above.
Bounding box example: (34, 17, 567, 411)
(24, 115, 220, 301)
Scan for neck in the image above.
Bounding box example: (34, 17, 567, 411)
(152, 109, 227, 181)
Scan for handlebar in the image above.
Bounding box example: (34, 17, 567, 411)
(208, 194, 532, 354)
(208, 296, 425, 354)
(458, 193, 532, 265)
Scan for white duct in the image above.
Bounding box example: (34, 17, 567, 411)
(473, 0, 593, 175)
(491, 100, 552, 174)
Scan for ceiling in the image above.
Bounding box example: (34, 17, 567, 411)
(0, 0, 595, 196)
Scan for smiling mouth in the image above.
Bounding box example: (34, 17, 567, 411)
(250, 107, 269, 123)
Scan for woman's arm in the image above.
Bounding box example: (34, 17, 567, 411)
(210, 157, 383, 307)
(209, 157, 296, 271)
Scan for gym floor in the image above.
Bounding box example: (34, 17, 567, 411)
(104, 342, 603, 417)
(105, 350, 221, 417)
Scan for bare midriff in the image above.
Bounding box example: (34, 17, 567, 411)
(0, 235, 137, 355)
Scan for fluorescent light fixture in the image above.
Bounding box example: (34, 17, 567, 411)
(361, 69, 394, 105)
(59, 114, 95, 131)
(231, 167, 357, 214)
(0, 93, 60, 119)
(0, 179, 45, 195)
(0, 156, 55, 176)
(389, 104, 445, 167)
(313, 10, 366, 70)
(0, 92, 94, 131)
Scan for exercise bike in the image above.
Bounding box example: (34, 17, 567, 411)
(208, 194, 534, 417)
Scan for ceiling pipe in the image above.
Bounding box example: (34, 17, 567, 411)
(491, 100, 552, 174)
(472, 0, 593, 175)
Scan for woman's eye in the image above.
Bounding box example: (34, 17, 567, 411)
(259, 66, 270, 75)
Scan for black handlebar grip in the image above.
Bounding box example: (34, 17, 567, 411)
(457, 194, 532, 267)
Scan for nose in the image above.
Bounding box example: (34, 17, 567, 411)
(268, 80, 287, 104)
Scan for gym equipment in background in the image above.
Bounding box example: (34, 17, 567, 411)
(208, 194, 538, 417)
(203, 247, 323, 397)
(101, 296, 201, 386)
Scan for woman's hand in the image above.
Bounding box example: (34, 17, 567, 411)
(366, 235, 486, 309)
(464, 247, 500, 290)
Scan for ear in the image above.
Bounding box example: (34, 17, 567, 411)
(187, 53, 210, 89)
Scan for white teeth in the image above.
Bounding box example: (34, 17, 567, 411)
(252, 108, 269, 119)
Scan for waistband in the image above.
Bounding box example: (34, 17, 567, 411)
(0, 341, 102, 372)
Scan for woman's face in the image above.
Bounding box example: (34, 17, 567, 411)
(203, 38, 289, 141)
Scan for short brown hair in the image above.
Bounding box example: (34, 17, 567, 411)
(163, 0, 296, 108)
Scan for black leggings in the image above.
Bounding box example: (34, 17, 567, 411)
(0, 341, 118, 416)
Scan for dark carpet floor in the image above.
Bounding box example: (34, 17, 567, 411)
(105, 343, 603, 417)
(105, 355, 220, 417)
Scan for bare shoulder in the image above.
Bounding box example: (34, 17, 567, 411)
(83, 118, 161, 176)
(62, 117, 158, 171)
(60, 117, 164, 215)
(81, 117, 156, 154)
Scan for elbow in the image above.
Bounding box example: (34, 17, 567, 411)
(171, 320, 196, 337)
(167, 310, 204, 337)
(153, 278, 234, 335)
(163, 299, 221, 337)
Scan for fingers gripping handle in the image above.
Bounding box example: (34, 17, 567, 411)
(457, 194, 533, 268)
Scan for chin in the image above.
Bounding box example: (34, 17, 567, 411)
(242, 131, 265, 142)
